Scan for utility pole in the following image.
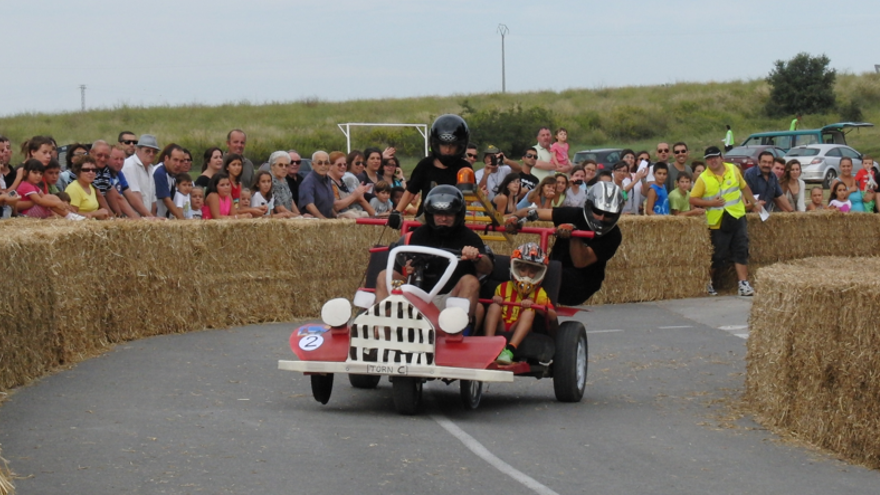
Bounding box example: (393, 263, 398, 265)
(497, 24, 509, 93)
(80, 84, 86, 111)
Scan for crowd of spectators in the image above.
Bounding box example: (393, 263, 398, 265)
(2, 125, 878, 222)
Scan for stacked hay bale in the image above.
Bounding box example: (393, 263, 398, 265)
(590, 215, 711, 304)
(746, 256, 880, 468)
(718, 212, 880, 290)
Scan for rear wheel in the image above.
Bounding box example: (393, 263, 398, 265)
(392, 377, 423, 415)
(823, 169, 837, 189)
(349, 374, 381, 389)
(553, 321, 588, 402)
(459, 380, 483, 410)
(310, 374, 334, 405)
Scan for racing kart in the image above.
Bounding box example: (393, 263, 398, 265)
(278, 222, 593, 415)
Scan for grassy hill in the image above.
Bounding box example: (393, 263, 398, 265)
(2, 73, 879, 170)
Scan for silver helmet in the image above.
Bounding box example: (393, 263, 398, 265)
(583, 182, 624, 237)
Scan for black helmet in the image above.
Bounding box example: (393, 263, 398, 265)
(430, 114, 469, 167)
(423, 185, 465, 236)
(583, 182, 624, 237)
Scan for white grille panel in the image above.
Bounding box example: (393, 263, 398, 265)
(348, 294, 435, 365)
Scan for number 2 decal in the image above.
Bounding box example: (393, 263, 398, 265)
(298, 334, 324, 351)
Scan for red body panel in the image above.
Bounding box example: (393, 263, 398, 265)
(290, 324, 350, 362)
(435, 334, 507, 369)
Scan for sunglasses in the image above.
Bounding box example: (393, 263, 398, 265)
(314, 160, 330, 165)
(524, 154, 537, 159)
(466, 153, 478, 158)
(121, 140, 138, 145)
(354, 161, 364, 166)
(73, 151, 89, 157)
(289, 160, 302, 165)
(673, 149, 688, 155)
(80, 167, 97, 173)
(657, 148, 669, 153)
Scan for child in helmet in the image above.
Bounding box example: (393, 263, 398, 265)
(484, 242, 557, 364)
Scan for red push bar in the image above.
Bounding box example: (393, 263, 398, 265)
(355, 218, 593, 252)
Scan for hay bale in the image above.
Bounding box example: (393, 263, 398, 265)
(0, 446, 12, 495)
(746, 256, 880, 468)
(718, 212, 880, 291)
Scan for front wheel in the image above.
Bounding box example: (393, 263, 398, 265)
(311, 374, 334, 405)
(553, 321, 588, 402)
(392, 377, 423, 415)
(823, 169, 837, 189)
(459, 380, 483, 410)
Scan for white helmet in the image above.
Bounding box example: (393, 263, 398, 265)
(583, 182, 624, 237)
(510, 242, 548, 297)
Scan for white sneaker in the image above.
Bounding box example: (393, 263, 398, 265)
(65, 212, 86, 221)
(738, 280, 755, 297)
(707, 282, 718, 296)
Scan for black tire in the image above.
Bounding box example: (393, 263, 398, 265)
(392, 377, 423, 415)
(823, 169, 837, 189)
(349, 374, 381, 389)
(459, 380, 483, 410)
(311, 374, 334, 405)
(553, 321, 588, 403)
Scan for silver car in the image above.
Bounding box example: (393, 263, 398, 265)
(784, 144, 864, 188)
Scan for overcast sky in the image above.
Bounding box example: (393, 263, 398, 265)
(2, 0, 878, 117)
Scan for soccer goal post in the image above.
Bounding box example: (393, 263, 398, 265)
(337, 123, 429, 157)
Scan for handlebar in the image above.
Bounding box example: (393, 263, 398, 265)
(356, 217, 594, 252)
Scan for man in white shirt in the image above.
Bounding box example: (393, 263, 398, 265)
(121, 134, 160, 217)
(227, 129, 255, 188)
(532, 127, 555, 181)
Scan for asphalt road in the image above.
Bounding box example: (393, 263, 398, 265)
(1, 297, 878, 495)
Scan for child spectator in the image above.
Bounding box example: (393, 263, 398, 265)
(190, 187, 204, 219)
(646, 162, 670, 215)
(829, 182, 851, 212)
(16, 159, 82, 219)
(483, 243, 556, 365)
(596, 170, 613, 182)
(669, 171, 705, 217)
(237, 187, 268, 218)
(854, 154, 877, 213)
(203, 172, 245, 219)
(549, 127, 571, 173)
(806, 186, 825, 211)
(173, 173, 193, 219)
(251, 171, 276, 217)
(369, 180, 394, 217)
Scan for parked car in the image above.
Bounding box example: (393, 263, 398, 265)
(724, 145, 787, 171)
(741, 122, 873, 153)
(572, 148, 624, 170)
(784, 144, 867, 188)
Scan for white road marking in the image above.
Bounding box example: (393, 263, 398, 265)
(657, 325, 693, 329)
(734, 333, 749, 339)
(719, 325, 749, 331)
(587, 329, 624, 334)
(431, 413, 560, 495)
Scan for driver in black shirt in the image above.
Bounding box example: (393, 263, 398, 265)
(506, 182, 625, 306)
(376, 185, 494, 325)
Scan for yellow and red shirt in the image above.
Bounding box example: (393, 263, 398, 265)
(495, 281, 553, 325)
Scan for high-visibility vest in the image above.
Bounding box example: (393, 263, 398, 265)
(700, 163, 746, 226)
